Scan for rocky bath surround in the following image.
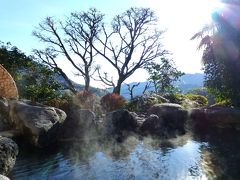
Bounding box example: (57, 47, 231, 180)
(0, 136, 18, 176)
(9, 100, 67, 147)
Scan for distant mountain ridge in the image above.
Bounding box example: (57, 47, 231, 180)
(120, 73, 204, 99)
(175, 73, 204, 93)
(56, 73, 204, 98)
(55, 75, 108, 96)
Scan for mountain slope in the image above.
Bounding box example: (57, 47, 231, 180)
(119, 73, 204, 99)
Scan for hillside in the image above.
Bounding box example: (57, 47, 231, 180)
(57, 73, 204, 98)
(119, 73, 204, 99)
(55, 75, 108, 96)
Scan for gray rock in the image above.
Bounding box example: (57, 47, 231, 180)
(0, 98, 10, 131)
(0, 174, 10, 180)
(191, 106, 240, 130)
(0, 98, 8, 116)
(129, 112, 147, 127)
(104, 109, 137, 134)
(0, 136, 18, 175)
(140, 114, 162, 135)
(148, 103, 188, 133)
(9, 100, 66, 147)
(61, 108, 96, 138)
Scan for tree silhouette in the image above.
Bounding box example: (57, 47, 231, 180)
(93, 7, 167, 94)
(33, 8, 104, 93)
(192, 2, 240, 105)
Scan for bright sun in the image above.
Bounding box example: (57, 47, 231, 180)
(183, 0, 224, 24)
(203, 0, 224, 14)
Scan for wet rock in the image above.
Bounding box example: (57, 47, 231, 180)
(129, 112, 147, 127)
(148, 103, 188, 134)
(191, 106, 240, 132)
(0, 174, 10, 180)
(104, 109, 137, 134)
(61, 108, 96, 138)
(0, 136, 18, 175)
(0, 98, 10, 131)
(140, 114, 162, 135)
(9, 100, 66, 147)
(0, 98, 8, 116)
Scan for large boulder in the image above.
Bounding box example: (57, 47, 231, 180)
(9, 100, 66, 147)
(140, 114, 162, 135)
(61, 108, 96, 139)
(104, 109, 137, 134)
(0, 98, 10, 131)
(0, 136, 18, 175)
(191, 106, 240, 132)
(0, 175, 10, 180)
(148, 103, 188, 134)
(129, 112, 147, 127)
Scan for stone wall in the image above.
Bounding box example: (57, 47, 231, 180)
(0, 65, 18, 99)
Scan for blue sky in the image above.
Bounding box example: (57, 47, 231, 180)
(1, 0, 136, 53)
(1, 0, 218, 85)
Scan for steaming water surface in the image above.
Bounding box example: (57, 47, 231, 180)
(9, 133, 240, 180)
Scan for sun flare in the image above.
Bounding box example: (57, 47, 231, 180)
(194, 0, 225, 23)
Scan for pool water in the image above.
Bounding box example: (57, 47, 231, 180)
(9, 131, 240, 180)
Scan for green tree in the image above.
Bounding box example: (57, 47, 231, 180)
(145, 57, 184, 94)
(0, 42, 62, 103)
(192, 2, 240, 106)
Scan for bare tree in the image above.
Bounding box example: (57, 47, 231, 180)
(93, 7, 167, 94)
(126, 82, 140, 100)
(33, 8, 104, 92)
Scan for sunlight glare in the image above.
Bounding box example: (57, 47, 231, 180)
(200, 0, 224, 22)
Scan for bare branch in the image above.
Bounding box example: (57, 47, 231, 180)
(93, 7, 167, 94)
(33, 8, 104, 91)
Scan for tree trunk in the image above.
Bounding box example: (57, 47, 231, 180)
(113, 79, 123, 94)
(113, 85, 121, 94)
(84, 75, 90, 92)
(56, 68, 77, 94)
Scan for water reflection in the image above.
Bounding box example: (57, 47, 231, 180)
(10, 134, 220, 180)
(192, 124, 240, 179)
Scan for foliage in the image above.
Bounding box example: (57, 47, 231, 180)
(0, 42, 31, 77)
(100, 93, 126, 112)
(74, 90, 99, 110)
(18, 63, 62, 103)
(188, 87, 215, 105)
(185, 94, 208, 107)
(145, 57, 184, 94)
(164, 93, 185, 104)
(0, 42, 62, 103)
(125, 94, 168, 112)
(164, 93, 208, 108)
(211, 99, 233, 108)
(192, 3, 240, 106)
(45, 93, 73, 111)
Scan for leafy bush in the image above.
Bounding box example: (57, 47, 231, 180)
(164, 93, 185, 104)
(211, 99, 233, 108)
(188, 87, 215, 105)
(125, 94, 168, 112)
(0, 42, 62, 103)
(100, 93, 125, 112)
(164, 93, 208, 108)
(72, 90, 101, 112)
(44, 93, 74, 111)
(185, 94, 208, 107)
